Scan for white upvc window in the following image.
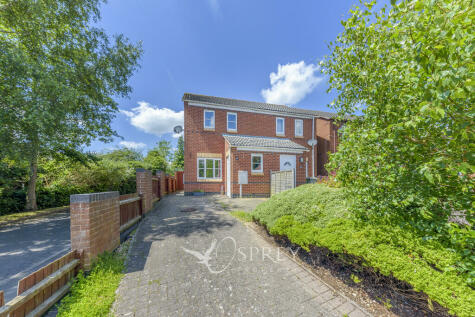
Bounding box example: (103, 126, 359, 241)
(276, 117, 285, 135)
(227, 112, 237, 132)
(251, 154, 263, 173)
(295, 119, 303, 137)
(204, 110, 215, 129)
(197, 158, 221, 179)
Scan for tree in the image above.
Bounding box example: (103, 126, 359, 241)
(101, 148, 143, 162)
(0, 0, 142, 210)
(323, 0, 474, 283)
(172, 135, 184, 171)
(144, 140, 172, 173)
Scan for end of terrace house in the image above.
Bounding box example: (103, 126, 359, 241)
(182, 93, 342, 198)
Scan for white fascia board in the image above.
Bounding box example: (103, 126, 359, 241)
(187, 102, 314, 119)
(236, 146, 308, 154)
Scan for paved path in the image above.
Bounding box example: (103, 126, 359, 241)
(113, 194, 369, 317)
(0, 212, 70, 302)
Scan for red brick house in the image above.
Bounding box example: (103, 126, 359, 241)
(183, 93, 340, 197)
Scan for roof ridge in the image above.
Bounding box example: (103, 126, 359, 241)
(184, 92, 292, 109)
(183, 93, 338, 119)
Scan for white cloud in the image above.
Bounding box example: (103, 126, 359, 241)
(121, 101, 184, 137)
(261, 61, 323, 105)
(119, 141, 146, 150)
(120, 109, 134, 117)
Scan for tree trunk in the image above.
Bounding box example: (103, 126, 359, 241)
(25, 147, 38, 211)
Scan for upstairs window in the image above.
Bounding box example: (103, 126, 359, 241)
(251, 154, 263, 173)
(227, 112, 237, 132)
(276, 117, 285, 135)
(198, 158, 221, 179)
(295, 119, 303, 137)
(204, 110, 215, 129)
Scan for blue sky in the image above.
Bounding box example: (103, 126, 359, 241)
(88, 0, 386, 153)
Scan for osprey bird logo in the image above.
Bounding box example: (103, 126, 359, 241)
(182, 237, 236, 274)
(182, 239, 218, 267)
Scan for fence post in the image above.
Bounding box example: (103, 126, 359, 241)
(70, 192, 120, 270)
(136, 168, 153, 213)
(0, 290, 4, 308)
(138, 194, 144, 217)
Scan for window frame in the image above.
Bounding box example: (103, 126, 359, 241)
(203, 110, 215, 129)
(251, 153, 263, 173)
(276, 117, 285, 135)
(197, 157, 221, 180)
(294, 119, 303, 137)
(227, 112, 237, 132)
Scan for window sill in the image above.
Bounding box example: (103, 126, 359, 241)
(197, 179, 222, 182)
(275, 134, 286, 137)
(294, 135, 304, 138)
(226, 130, 238, 133)
(251, 172, 264, 176)
(203, 128, 215, 132)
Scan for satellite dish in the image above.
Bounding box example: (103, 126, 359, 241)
(173, 125, 183, 134)
(307, 139, 318, 146)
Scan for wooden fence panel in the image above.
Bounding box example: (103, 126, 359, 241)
(119, 194, 142, 232)
(1, 251, 79, 317)
(270, 169, 295, 196)
(175, 171, 184, 191)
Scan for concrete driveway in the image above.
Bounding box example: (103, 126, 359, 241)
(0, 211, 70, 302)
(112, 194, 369, 316)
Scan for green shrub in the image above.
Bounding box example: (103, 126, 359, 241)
(57, 251, 125, 317)
(252, 183, 348, 228)
(322, 0, 474, 282)
(252, 184, 475, 317)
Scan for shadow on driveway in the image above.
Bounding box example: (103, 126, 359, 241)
(126, 193, 236, 274)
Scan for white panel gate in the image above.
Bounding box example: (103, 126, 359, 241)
(270, 169, 295, 196)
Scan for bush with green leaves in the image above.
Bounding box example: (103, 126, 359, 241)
(251, 184, 475, 316)
(321, 0, 474, 283)
(252, 183, 348, 228)
(57, 251, 125, 317)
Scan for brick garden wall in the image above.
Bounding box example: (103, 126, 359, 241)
(136, 168, 153, 213)
(70, 192, 120, 269)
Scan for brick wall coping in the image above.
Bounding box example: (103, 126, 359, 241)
(70, 191, 119, 203)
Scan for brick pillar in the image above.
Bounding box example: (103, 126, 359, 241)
(136, 168, 153, 213)
(70, 191, 120, 270)
(157, 171, 166, 197)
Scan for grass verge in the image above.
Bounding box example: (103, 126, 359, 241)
(251, 183, 475, 317)
(56, 233, 133, 316)
(0, 206, 69, 226)
(230, 210, 253, 222)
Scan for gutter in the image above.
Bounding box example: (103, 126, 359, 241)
(312, 117, 315, 178)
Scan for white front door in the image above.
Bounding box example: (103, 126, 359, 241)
(226, 155, 231, 197)
(280, 155, 296, 171)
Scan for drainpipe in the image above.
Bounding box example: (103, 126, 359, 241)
(312, 117, 315, 178)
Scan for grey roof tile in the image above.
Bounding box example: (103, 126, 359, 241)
(222, 134, 308, 151)
(182, 93, 338, 119)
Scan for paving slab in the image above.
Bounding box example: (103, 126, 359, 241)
(112, 193, 371, 317)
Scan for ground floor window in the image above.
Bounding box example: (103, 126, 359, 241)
(251, 154, 263, 173)
(198, 158, 221, 179)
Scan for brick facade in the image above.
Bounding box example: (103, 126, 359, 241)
(70, 192, 120, 269)
(184, 97, 340, 197)
(136, 168, 153, 213)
